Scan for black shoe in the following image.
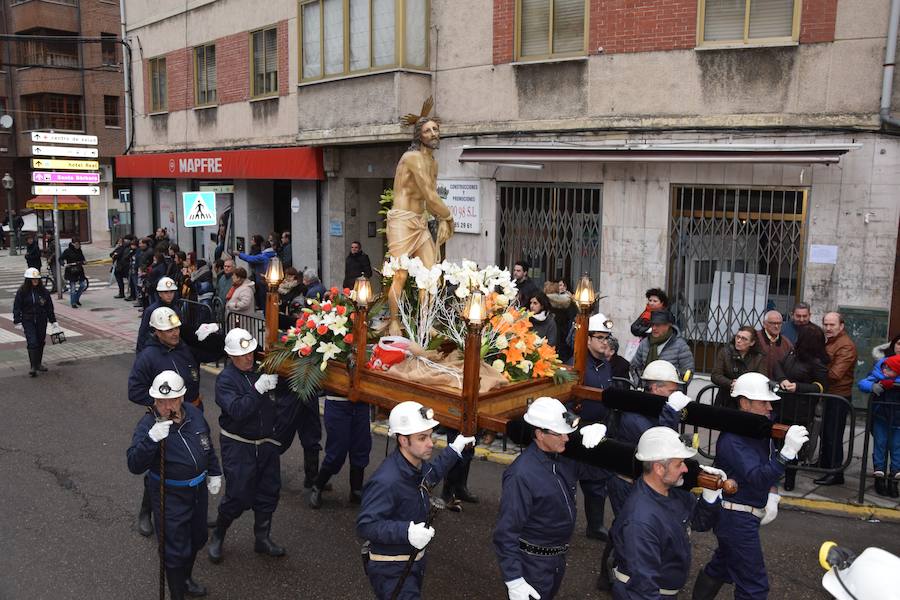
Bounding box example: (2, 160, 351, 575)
(124, 296, 135, 301)
(454, 461, 480, 503)
(814, 473, 845, 486)
(114, 294, 125, 299)
(308, 486, 324, 509)
(583, 494, 608, 541)
(37, 365, 48, 372)
(692, 569, 725, 600)
(184, 577, 208, 597)
(75, 302, 82, 307)
(349, 466, 365, 505)
(253, 513, 286, 557)
(166, 567, 187, 600)
(29, 369, 37, 377)
(890, 476, 900, 499)
(207, 516, 231, 564)
(783, 468, 796, 492)
(71, 304, 78, 309)
(875, 474, 889, 496)
(138, 488, 153, 536)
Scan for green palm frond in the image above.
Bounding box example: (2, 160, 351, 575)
(552, 368, 578, 384)
(287, 355, 327, 400)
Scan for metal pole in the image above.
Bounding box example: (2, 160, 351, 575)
(53, 195, 62, 300)
(5, 184, 15, 256)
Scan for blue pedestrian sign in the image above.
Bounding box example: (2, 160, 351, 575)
(183, 191, 217, 227)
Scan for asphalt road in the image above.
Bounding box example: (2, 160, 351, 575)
(1, 353, 898, 599)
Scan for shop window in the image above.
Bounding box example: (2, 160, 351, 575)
(699, 0, 799, 45)
(149, 56, 167, 112)
(194, 44, 217, 105)
(23, 93, 83, 130)
(300, 0, 427, 82)
(104, 95, 119, 127)
(251, 27, 278, 97)
(517, 0, 587, 61)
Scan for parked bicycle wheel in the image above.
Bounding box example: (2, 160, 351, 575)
(41, 273, 56, 293)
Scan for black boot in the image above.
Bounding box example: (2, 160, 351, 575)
(874, 472, 889, 496)
(253, 512, 286, 557)
(890, 474, 900, 499)
(783, 467, 796, 492)
(596, 540, 614, 592)
(308, 470, 331, 509)
(36, 345, 47, 371)
(184, 555, 208, 597)
(207, 515, 232, 564)
(138, 487, 153, 537)
(166, 566, 187, 600)
(583, 494, 609, 541)
(349, 466, 364, 504)
(454, 460, 480, 504)
(27, 349, 38, 377)
(692, 569, 725, 600)
(303, 449, 320, 489)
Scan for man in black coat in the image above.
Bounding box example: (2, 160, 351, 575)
(342, 241, 372, 291)
(513, 259, 539, 308)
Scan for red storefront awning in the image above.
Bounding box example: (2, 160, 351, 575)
(115, 147, 325, 180)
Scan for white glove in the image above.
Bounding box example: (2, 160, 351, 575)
(13, 322, 22, 330)
(407, 521, 435, 550)
(872, 382, 885, 395)
(780, 425, 809, 461)
(699, 465, 727, 503)
(254, 373, 279, 395)
(580, 423, 607, 449)
(506, 578, 542, 600)
(148, 420, 173, 443)
(207, 475, 222, 495)
(666, 391, 693, 412)
(48, 322, 62, 335)
(450, 435, 476, 456)
(195, 323, 219, 341)
(759, 492, 780, 526)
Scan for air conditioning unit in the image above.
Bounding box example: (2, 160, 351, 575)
(99, 164, 113, 183)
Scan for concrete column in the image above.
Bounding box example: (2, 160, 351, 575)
(132, 179, 153, 237)
(290, 180, 318, 273)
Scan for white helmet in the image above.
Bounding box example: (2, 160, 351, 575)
(149, 307, 182, 331)
(822, 546, 900, 600)
(24, 267, 41, 279)
(149, 370, 187, 399)
(588, 313, 613, 334)
(731, 372, 780, 402)
(635, 426, 696, 462)
(224, 327, 258, 356)
(156, 277, 177, 292)
(641, 360, 681, 384)
(524, 396, 579, 435)
(388, 401, 440, 435)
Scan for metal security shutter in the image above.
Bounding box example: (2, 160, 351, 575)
(520, 0, 550, 57)
(749, 0, 794, 38)
(553, 0, 584, 54)
(703, 0, 745, 41)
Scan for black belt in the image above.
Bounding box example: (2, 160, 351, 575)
(518, 539, 569, 556)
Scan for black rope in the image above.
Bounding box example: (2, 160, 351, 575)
(158, 435, 167, 600)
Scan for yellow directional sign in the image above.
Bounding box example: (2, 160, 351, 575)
(31, 158, 99, 171)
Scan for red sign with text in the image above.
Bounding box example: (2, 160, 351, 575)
(115, 147, 324, 180)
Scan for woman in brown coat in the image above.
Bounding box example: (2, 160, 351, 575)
(711, 326, 767, 408)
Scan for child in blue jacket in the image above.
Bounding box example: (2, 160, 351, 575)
(858, 351, 900, 497)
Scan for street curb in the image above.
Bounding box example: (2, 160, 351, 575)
(86, 258, 112, 265)
(780, 496, 900, 523)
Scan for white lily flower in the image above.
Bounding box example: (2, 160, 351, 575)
(491, 359, 506, 373)
(519, 359, 533, 373)
(495, 335, 509, 349)
(301, 332, 317, 347)
(316, 342, 341, 370)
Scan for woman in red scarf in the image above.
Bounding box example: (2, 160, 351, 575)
(630, 288, 669, 338)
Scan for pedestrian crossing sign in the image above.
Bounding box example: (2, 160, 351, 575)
(183, 192, 217, 228)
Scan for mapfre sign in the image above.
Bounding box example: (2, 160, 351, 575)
(115, 147, 324, 180)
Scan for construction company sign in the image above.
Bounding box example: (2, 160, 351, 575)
(182, 191, 217, 227)
(436, 179, 480, 234)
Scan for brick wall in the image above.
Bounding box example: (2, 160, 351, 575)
(278, 19, 289, 96)
(216, 30, 250, 104)
(166, 47, 193, 112)
(799, 0, 838, 43)
(493, 0, 837, 64)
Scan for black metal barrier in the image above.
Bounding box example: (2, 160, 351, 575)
(224, 310, 266, 347)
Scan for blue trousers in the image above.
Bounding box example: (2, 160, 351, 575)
(606, 475, 633, 517)
(295, 396, 323, 452)
(217, 438, 281, 520)
(22, 318, 47, 350)
(704, 510, 768, 599)
(68, 279, 87, 306)
(321, 398, 372, 476)
(519, 552, 567, 599)
(367, 555, 427, 600)
(872, 414, 900, 474)
(147, 479, 208, 569)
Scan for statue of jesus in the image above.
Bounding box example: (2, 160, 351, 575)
(385, 100, 454, 336)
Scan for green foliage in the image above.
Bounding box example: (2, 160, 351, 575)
(552, 367, 578, 385)
(377, 188, 393, 235)
(260, 344, 327, 400)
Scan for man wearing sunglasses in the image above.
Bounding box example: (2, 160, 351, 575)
(127, 371, 223, 600)
(493, 397, 607, 600)
(356, 401, 475, 599)
(208, 328, 286, 564)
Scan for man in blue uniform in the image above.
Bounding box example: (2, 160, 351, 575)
(356, 401, 475, 599)
(127, 371, 223, 600)
(692, 373, 809, 600)
(208, 328, 286, 563)
(308, 393, 373, 509)
(606, 359, 692, 516)
(610, 427, 724, 599)
(493, 397, 607, 600)
(129, 306, 208, 537)
(136, 276, 221, 354)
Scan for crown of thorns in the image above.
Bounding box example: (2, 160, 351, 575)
(400, 96, 439, 126)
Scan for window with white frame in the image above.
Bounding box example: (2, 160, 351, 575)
(517, 0, 587, 61)
(699, 0, 799, 45)
(300, 0, 428, 82)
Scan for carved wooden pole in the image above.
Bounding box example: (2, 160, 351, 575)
(460, 321, 483, 436)
(349, 305, 369, 402)
(573, 306, 590, 385)
(265, 285, 280, 351)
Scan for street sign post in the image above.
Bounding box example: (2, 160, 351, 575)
(30, 131, 98, 145)
(31, 158, 100, 171)
(32, 184, 100, 196)
(31, 172, 101, 184)
(182, 191, 217, 227)
(32, 145, 99, 159)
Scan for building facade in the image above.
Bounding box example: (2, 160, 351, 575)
(0, 0, 126, 245)
(122, 0, 900, 374)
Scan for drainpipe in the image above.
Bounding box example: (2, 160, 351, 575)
(120, 0, 132, 152)
(880, 0, 900, 128)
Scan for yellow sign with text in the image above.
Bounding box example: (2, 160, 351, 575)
(31, 158, 100, 171)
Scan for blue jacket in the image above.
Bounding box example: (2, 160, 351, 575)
(858, 358, 900, 426)
(611, 477, 719, 598)
(306, 280, 326, 301)
(129, 336, 201, 407)
(13, 286, 56, 324)
(238, 248, 277, 273)
(611, 404, 680, 447)
(493, 443, 604, 582)
(127, 403, 222, 481)
(356, 446, 460, 556)
(215, 363, 278, 440)
(713, 432, 783, 508)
